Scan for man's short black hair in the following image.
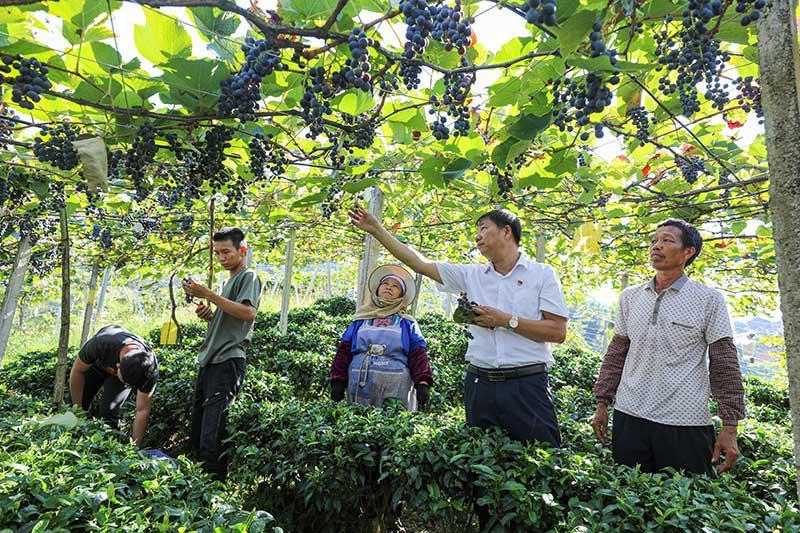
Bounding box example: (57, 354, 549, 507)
(213, 226, 246, 249)
(477, 209, 522, 245)
(657, 219, 703, 267)
(119, 349, 158, 391)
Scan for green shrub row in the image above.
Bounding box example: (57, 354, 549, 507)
(0, 389, 280, 532)
(1, 297, 796, 531)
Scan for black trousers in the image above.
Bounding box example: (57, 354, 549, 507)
(464, 370, 561, 448)
(77, 366, 132, 429)
(190, 358, 246, 481)
(612, 410, 715, 475)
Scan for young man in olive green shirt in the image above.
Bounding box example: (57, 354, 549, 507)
(182, 227, 262, 480)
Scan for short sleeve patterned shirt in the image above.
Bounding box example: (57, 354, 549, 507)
(613, 274, 734, 426)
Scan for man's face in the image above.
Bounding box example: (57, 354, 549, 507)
(649, 225, 695, 271)
(475, 218, 509, 259)
(213, 239, 244, 271)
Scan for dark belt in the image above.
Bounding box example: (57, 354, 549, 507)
(467, 362, 547, 382)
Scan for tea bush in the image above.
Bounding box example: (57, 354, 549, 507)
(0, 389, 280, 532)
(2, 298, 797, 531)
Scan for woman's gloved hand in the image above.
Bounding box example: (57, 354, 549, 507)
(416, 383, 430, 409)
(330, 380, 347, 402)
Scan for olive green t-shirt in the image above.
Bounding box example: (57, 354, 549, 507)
(198, 268, 262, 367)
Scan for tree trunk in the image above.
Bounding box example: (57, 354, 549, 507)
(80, 262, 100, 346)
(53, 209, 71, 407)
(93, 267, 112, 329)
(279, 228, 296, 335)
(357, 186, 385, 305)
(0, 235, 32, 365)
(757, 0, 800, 499)
(17, 295, 25, 333)
(168, 271, 183, 342)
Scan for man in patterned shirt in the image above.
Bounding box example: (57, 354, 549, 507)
(591, 219, 745, 474)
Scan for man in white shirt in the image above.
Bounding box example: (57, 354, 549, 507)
(349, 207, 569, 446)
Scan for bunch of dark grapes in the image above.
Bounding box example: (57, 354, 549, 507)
(0, 167, 28, 209)
(734, 76, 763, 118)
(125, 121, 158, 200)
(249, 133, 287, 180)
(0, 106, 15, 149)
(331, 27, 373, 92)
(441, 68, 474, 137)
(321, 182, 344, 218)
(399, 0, 435, 89)
(341, 114, 376, 150)
(675, 154, 705, 184)
(379, 73, 400, 96)
(588, 23, 619, 63)
(735, 0, 766, 25)
(29, 247, 59, 278)
(0, 54, 52, 110)
(179, 214, 194, 231)
(165, 133, 184, 159)
(431, 115, 450, 140)
(627, 106, 651, 144)
(223, 175, 248, 214)
(522, 0, 558, 26)
(552, 73, 618, 139)
(199, 125, 234, 190)
(32, 123, 79, 170)
(577, 149, 588, 167)
(300, 67, 334, 139)
(655, 8, 729, 116)
(90, 223, 114, 249)
(218, 37, 285, 122)
(492, 166, 514, 198)
(108, 149, 125, 180)
(432, 1, 472, 55)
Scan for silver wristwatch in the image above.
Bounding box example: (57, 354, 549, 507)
(508, 315, 519, 330)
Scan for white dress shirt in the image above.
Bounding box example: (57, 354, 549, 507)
(435, 254, 569, 368)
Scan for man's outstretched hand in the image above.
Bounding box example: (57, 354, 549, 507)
(348, 207, 382, 235)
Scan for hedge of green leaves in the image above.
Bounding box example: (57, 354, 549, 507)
(0, 389, 280, 532)
(1, 295, 797, 531)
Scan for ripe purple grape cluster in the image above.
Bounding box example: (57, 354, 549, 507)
(552, 73, 618, 139)
(92, 223, 114, 249)
(627, 106, 651, 144)
(125, 121, 158, 200)
(218, 37, 285, 122)
(432, 1, 472, 55)
(331, 27, 373, 92)
(431, 115, 450, 140)
(399, 0, 435, 89)
(0, 54, 52, 110)
(341, 114, 376, 150)
(321, 182, 344, 218)
(655, 9, 730, 117)
(734, 0, 765, 25)
(32, 123, 79, 171)
(249, 133, 286, 181)
(675, 154, 705, 184)
(0, 106, 14, 150)
(199, 125, 233, 190)
(735, 76, 762, 119)
(588, 23, 619, 64)
(300, 67, 334, 139)
(522, 0, 558, 26)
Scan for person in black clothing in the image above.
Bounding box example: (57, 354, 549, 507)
(69, 325, 159, 447)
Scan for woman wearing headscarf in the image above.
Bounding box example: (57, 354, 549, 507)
(330, 264, 433, 411)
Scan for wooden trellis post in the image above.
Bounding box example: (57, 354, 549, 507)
(279, 228, 296, 335)
(53, 209, 71, 407)
(621, 272, 630, 290)
(93, 267, 113, 330)
(357, 186, 385, 305)
(536, 234, 546, 262)
(80, 262, 101, 346)
(0, 235, 32, 365)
